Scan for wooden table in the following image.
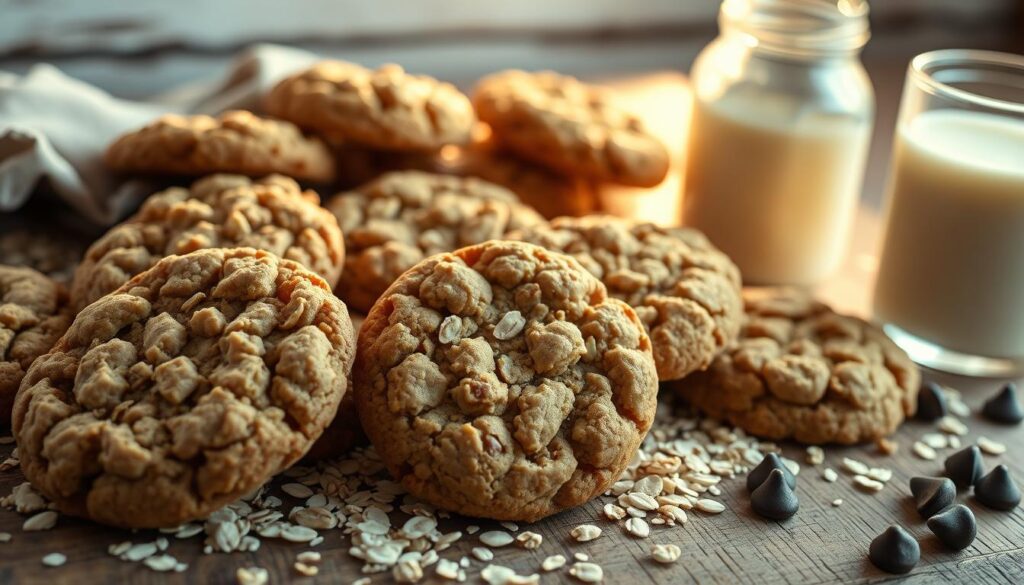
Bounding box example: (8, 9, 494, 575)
(3, 71, 1024, 585)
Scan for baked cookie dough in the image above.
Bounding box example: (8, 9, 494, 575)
(673, 290, 920, 444)
(13, 248, 356, 528)
(326, 171, 544, 313)
(0, 266, 72, 426)
(105, 110, 336, 182)
(472, 70, 670, 187)
(266, 61, 476, 151)
(70, 174, 344, 311)
(511, 216, 742, 380)
(354, 241, 659, 522)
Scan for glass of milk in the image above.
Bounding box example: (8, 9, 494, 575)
(684, 0, 874, 286)
(873, 50, 1024, 376)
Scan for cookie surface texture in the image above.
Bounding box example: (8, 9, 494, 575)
(354, 240, 659, 522)
(674, 290, 920, 444)
(105, 110, 336, 182)
(70, 174, 344, 310)
(14, 248, 356, 528)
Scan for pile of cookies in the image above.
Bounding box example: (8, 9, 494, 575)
(1, 59, 920, 533)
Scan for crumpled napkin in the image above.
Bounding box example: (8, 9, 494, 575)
(0, 43, 319, 225)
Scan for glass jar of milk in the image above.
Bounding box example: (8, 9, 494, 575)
(683, 0, 874, 285)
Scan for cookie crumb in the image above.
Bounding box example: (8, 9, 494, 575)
(876, 438, 898, 455)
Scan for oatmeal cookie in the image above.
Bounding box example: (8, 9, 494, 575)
(265, 61, 475, 151)
(673, 290, 920, 444)
(511, 216, 742, 380)
(0, 266, 72, 426)
(13, 248, 356, 528)
(354, 241, 659, 522)
(70, 174, 344, 311)
(326, 171, 545, 313)
(105, 110, 336, 182)
(472, 70, 670, 187)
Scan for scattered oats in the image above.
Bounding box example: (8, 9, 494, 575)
(949, 436, 962, 449)
(805, 446, 825, 465)
(436, 558, 461, 580)
(109, 542, 132, 556)
(841, 457, 869, 475)
(236, 566, 269, 585)
(401, 515, 437, 539)
(938, 416, 968, 436)
(832, 498, 843, 507)
(913, 441, 937, 461)
(867, 468, 893, 483)
(352, 579, 372, 585)
(569, 562, 604, 583)
(305, 493, 327, 508)
(435, 530, 463, 549)
(280, 525, 318, 543)
(625, 517, 650, 538)
(542, 555, 567, 571)
(978, 436, 1007, 456)
(8, 483, 47, 514)
(281, 483, 315, 499)
(393, 559, 423, 583)
(493, 310, 527, 340)
(625, 492, 659, 511)
(175, 524, 203, 539)
(604, 503, 627, 520)
(123, 542, 159, 562)
(23, 510, 58, 531)
(610, 480, 634, 496)
(467, 525, 480, 535)
(659, 504, 687, 525)
(709, 485, 722, 496)
(822, 468, 838, 483)
(366, 543, 403, 565)
(922, 433, 949, 449)
(781, 457, 801, 476)
(296, 551, 321, 564)
(651, 543, 682, 564)
(633, 475, 664, 497)
(517, 531, 543, 549)
(948, 396, 971, 418)
(480, 564, 539, 585)
(309, 536, 324, 547)
(0, 532, 9, 543)
(876, 437, 898, 455)
(695, 499, 725, 514)
(574, 553, 589, 562)
(145, 555, 179, 572)
(472, 547, 494, 562)
(571, 524, 602, 542)
(41, 552, 66, 567)
(853, 475, 885, 493)
(500, 521, 519, 532)
(480, 530, 514, 548)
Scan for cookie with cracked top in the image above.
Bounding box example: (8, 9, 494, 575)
(353, 240, 659, 522)
(105, 110, 336, 182)
(510, 215, 742, 380)
(70, 174, 344, 311)
(326, 171, 544, 313)
(674, 289, 920, 444)
(472, 70, 670, 187)
(14, 248, 356, 528)
(266, 61, 476, 151)
(0, 265, 73, 426)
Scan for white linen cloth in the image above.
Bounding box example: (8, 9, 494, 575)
(0, 44, 319, 225)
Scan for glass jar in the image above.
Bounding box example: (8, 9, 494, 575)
(683, 0, 874, 285)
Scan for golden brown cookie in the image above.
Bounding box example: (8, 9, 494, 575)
(265, 61, 476, 151)
(105, 110, 336, 182)
(472, 70, 670, 187)
(70, 174, 344, 311)
(354, 241, 659, 522)
(511, 216, 742, 380)
(673, 290, 920, 444)
(0, 266, 72, 426)
(325, 171, 545, 313)
(13, 248, 356, 528)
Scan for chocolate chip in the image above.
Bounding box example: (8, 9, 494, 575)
(927, 504, 976, 550)
(910, 476, 956, 519)
(750, 469, 799, 521)
(944, 445, 984, 489)
(869, 525, 919, 574)
(981, 383, 1023, 425)
(746, 452, 796, 493)
(915, 381, 948, 421)
(974, 464, 1021, 511)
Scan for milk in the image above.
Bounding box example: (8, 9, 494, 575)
(873, 110, 1024, 358)
(683, 95, 871, 285)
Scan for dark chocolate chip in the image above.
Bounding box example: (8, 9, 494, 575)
(981, 383, 1023, 425)
(974, 464, 1021, 511)
(944, 446, 984, 489)
(869, 525, 920, 575)
(915, 381, 948, 422)
(927, 504, 976, 550)
(746, 452, 796, 493)
(910, 476, 956, 519)
(750, 469, 799, 521)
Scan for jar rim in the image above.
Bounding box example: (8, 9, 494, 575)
(720, 0, 870, 57)
(910, 49, 1024, 115)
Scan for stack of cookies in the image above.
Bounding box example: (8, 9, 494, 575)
(1, 59, 920, 530)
